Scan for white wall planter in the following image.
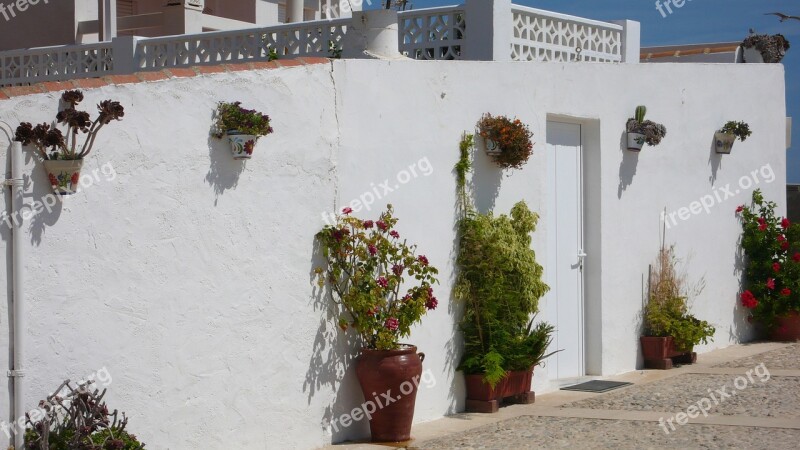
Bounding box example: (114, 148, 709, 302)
(714, 132, 736, 154)
(227, 131, 258, 160)
(742, 46, 764, 64)
(43, 159, 83, 195)
(627, 132, 645, 152)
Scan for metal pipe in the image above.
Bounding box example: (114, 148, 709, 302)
(1, 121, 24, 450)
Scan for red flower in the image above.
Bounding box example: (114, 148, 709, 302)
(244, 140, 255, 155)
(342, 207, 353, 215)
(376, 220, 388, 231)
(773, 262, 781, 273)
(778, 234, 786, 242)
(376, 276, 388, 288)
(366, 307, 379, 317)
(736, 205, 744, 213)
(741, 290, 758, 309)
(757, 217, 767, 231)
(781, 288, 792, 297)
(417, 255, 429, 266)
(48, 173, 58, 186)
(766, 278, 775, 290)
(425, 296, 438, 310)
(401, 294, 411, 303)
(363, 220, 374, 229)
(392, 264, 404, 276)
(384, 317, 399, 331)
(70, 172, 80, 185)
(368, 244, 377, 256)
(782, 218, 791, 229)
(389, 230, 400, 239)
(781, 241, 790, 250)
(794, 253, 800, 263)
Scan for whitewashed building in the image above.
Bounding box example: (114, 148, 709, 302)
(0, 0, 789, 448)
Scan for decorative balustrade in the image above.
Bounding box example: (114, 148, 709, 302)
(398, 6, 466, 61)
(135, 19, 349, 69)
(510, 5, 622, 62)
(0, 42, 114, 86)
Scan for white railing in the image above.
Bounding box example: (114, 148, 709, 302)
(398, 6, 466, 61)
(510, 5, 622, 62)
(135, 19, 349, 69)
(0, 42, 115, 85)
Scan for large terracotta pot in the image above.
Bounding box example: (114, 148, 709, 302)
(769, 311, 800, 342)
(640, 336, 696, 370)
(355, 345, 424, 443)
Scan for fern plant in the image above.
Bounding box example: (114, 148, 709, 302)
(454, 134, 556, 387)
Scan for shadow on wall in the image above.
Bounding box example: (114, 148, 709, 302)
(205, 135, 246, 205)
(27, 152, 64, 246)
(471, 138, 501, 214)
(618, 132, 639, 198)
(304, 238, 369, 443)
(708, 137, 722, 186)
(731, 233, 756, 342)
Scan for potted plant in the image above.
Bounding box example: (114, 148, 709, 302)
(737, 189, 800, 341)
(715, 121, 752, 154)
(742, 33, 791, 63)
(212, 101, 274, 160)
(641, 245, 715, 369)
(626, 105, 667, 152)
(25, 379, 145, 449)
(315, 205, 439, 442)
(14, 90, 124, 195)
(475, 113, 534, 169)
(454, 134, 556, 413)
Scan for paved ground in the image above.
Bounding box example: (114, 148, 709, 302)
(325, 342, 800, 450)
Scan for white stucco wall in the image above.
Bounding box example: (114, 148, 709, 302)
(0, 59, 786, 449)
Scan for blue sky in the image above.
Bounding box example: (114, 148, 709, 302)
(378, 0, 800, 183)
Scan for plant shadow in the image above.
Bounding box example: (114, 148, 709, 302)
(205, 135, 246, 205)
(472, 138, 502, 214)
(617, 131, 639, 198)
(708, 136, 723, 186)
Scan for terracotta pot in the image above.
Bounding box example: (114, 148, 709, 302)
(769, 311, 800, 342)
(464, 373, 508, 402)
(356, 345, 424, 443)
(627, 132, 645, 151)
(43, 159, 83, 195)
(714, 132, 736, 154)
(501, 370, 533, 397)
(226, 130, 258, 160)
(641, 336, 681, 360)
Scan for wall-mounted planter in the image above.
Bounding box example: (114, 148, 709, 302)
(714, 131, 736, 154)
(627, 132, 645, 152)
(742, 46, 764, 64)
(480, 135, 502, 157)
(43, 159, 83, 195)
(226, 131, 257, 160)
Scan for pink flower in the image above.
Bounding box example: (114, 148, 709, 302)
(426, 296, 438, 310)
(384, 317, 399, 331)
(417, 255, 429, 266)
(392, 264, 404, 276)
(782, 218, 791, 229)
(342, 207, 353, 215)
(363, 220, 374, 229)
(781, 288, 792, 297)
(766, 278, 775, 290)
(377, 276, 388, 288)
(741, 290, 758, 309)
(390, 230, 400, 239)
(778, 234, 786, 242)
(368, 244, 377, 256)
(773, 262, 781, 273)
(376, 220, 388, 231)
(781, 241, 790, 250)
(401, 294, 412, 303)
(736, 205, 744, 213)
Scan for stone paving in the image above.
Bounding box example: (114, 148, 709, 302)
(326, 343, 800, 450)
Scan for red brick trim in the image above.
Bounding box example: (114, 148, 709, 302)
(0, 57, 331, 100)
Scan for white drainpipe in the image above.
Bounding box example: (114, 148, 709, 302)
(1, 122, 24, 450)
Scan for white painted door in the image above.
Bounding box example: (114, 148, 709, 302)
(545, 121, 585, 379)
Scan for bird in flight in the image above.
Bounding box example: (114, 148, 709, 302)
(765, 12, 800, 22)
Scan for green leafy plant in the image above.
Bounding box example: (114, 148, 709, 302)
(14, 90, 124, 161)
(719, 121, 752, 141)
(454, 134, 555, 388)
(644, 245, 715, 352)
(742, 33, 791, 63)
(737, 189, 800, 328)
(24, 380, 144, 450)
(626, 105, 667, 146)
(476, 114, 534, 170)
(212, 101, 274, 138)
(316, 205, 439, 350)
(328, 40, 342, 59)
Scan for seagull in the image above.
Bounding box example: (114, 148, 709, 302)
(765, 12, 800, 22)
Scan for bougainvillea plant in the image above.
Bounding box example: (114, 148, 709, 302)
(14, 90, 125, 160)
(476, 113, 534, 170)
(212, 101, 274, 138)
(316, 205, 439, 350)
(737, 189, 800, 328)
